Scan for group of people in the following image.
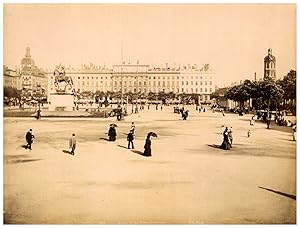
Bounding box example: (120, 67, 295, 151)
(174, 106, 189, 120)
(25, 122, 153, 157)
(106, 121, 154, 156)
(181, 109, 189, 120)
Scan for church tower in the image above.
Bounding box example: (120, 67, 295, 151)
(264, 48, 276, 80)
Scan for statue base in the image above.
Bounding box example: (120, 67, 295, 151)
(49, 93, 74, 111)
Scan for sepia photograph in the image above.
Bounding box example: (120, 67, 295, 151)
(3, 2, 297, 224)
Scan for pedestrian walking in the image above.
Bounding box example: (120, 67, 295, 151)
(250, 116, 255, 126)
(144, 134, 152, 157)
(108, 124, 117, 141)
(247, 129, 251, 138)
(143, 132, 157, 156)
(221, 109, 225, 117)
(127, 129, 135, 149)
(130, 122, 136, 134)
(228, 127, 233, 147)
(183, 110, 189, 120)
(220, 127, 230, 150)
(25, 129, 35, 150)
(161, 106, 163, 111)
(266, 116, 271, 129)
(35, 109, 41, 119)
(292, 125, 297, 141)
(69, 133, 76, 155)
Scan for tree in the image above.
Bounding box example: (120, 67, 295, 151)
(4, 86, 21, 99)
(94, 90, 105, 103)
(225, 83, 251, 108)
(255, 78, 284, 112)
(147, 92, 157, 101)
(211, 87, 229, 99)
(280, 70, 296, 100)
(278, 70, 296, 113)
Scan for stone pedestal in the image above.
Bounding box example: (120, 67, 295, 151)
(49, 93, 74, 111)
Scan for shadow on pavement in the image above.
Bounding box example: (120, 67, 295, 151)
(207, 144, 221, 149)
(117, 145, 144, 156)
(7, 158, 43, 164)
(62, 150, 74, 156)
(5, 154, 29, 159)
(4, 154, 43, 164)
(117, 145, 129, 149)
(99, 137, 109, 141)
(131, 150, 145, 156)
(258, 186, 296, 200)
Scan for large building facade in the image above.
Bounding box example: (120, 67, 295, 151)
(3, 65, 21, 89)
(19, 47, 48, 94)
(4, 47, 48, 95)
(47, 62, 216, 102)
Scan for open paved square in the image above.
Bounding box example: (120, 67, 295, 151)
(4, 106, 296, 224)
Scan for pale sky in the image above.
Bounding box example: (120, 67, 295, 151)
(3, 4, 296, 87)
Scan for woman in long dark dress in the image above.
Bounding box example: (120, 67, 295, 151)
(108, 126, 117, 141)
(220, 127, 230, 150)
(144, 134, 152, 157)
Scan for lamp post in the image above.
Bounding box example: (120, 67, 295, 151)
(121, 67, 123, 106)
(118, 66, 123, 120)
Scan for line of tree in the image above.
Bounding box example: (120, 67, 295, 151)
(222, 70, 296, 114)
(91, 90, 199, 104)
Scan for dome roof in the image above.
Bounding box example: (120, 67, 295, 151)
(21, 57, 35, 66)
(21, 47, 35, 66)
(264, 48, 276, 61)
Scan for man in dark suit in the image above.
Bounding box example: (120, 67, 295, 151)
(127, 129, 134, 149)
(25, 129, 35, 150)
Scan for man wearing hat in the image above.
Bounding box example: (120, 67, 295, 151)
(25, 129, 35, 150)
(127, 129, 135, 149)
(69, 133, 77, 155)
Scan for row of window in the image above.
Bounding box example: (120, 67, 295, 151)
(50, 75, 213, 81)
(265, 62, 275, 68)
(76, 80, 214, 88)
(73, 85, 213, 93)
(76, 81, 213, 86)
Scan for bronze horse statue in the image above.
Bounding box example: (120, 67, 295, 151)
(53, 67, 73, 92)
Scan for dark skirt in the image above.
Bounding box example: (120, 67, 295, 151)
(220, 140, 230, 150)
(109, 136, 116, 141)
(144, 147, 151, 156)
(144, 138, 151, 156)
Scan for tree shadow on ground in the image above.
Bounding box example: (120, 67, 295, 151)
(62, 150, 74, 156)
(258, 186, 296, 200)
